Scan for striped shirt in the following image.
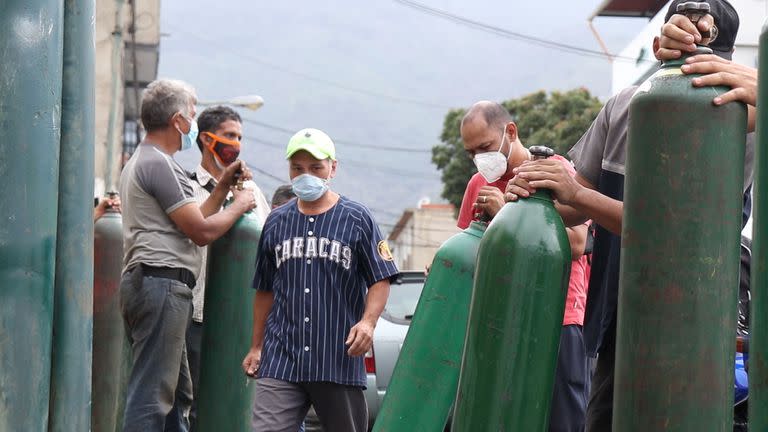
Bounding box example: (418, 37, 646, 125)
(189, 165, 271, 322)
(253, 196, 399, 387)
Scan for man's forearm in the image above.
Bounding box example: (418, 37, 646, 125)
(555, 202, 589, 228)
(569, 187, 623, 235)
(200, 184, 230, 217)
(193, 205, 246, 245)
(361, 280, 390, 325)
(250, 290, 274, 349)
(566, 224, 588, 259)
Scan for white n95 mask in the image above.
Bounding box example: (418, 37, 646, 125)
(473, 127, 510, 182)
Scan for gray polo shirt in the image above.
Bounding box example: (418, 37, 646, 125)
(119, 143, 202, 277)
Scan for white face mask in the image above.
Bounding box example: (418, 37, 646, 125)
(473, 127, 510, 183)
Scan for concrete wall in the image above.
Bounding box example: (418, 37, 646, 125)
(94, 0, 126, 196)
(94, 0, 160, 196)
(389, 205, 458, 270)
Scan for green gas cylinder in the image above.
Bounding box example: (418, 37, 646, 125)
(49, 1, 96, 430)
(0, 1, 63, 430)
(452, 146, 571, 432)
(373, 221, 486, 432)
(750, 18, 768, 432)
(615, 5, 746, 429)
(195, 209, 263, 432)
(92, 207, 132, 432)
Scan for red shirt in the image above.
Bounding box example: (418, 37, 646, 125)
(457, 155, 590, 326)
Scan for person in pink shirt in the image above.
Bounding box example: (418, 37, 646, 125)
(458, 101, 591, 432)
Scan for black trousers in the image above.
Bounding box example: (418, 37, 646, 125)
(584, 328, 615, 432)
(550, 324, 591, 432)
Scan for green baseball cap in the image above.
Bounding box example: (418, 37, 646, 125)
(286, 128, 336, 161)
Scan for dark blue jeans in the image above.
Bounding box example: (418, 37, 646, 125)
(550, 324, 590, 432)
(185, 321, 203, 431)
(120, 267, 194, 432)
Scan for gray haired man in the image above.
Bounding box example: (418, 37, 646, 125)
(118, 79, 256, 431)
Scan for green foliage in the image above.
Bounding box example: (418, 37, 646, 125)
(431, 108, 475, 215)
(431, 88, 603, 210)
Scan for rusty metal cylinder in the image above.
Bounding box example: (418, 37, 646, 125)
(92, 209, 132, 432)
(373, 221, 486, 432)
(0, 1, 63, 430)
(452, 146, 571, 432)
(749, 18, 768, 432)
(48, 1, 96, 430)
(615, 48, 746, 430)
(195, 210, 262, 431)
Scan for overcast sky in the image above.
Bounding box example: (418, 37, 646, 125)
(158, 0, 647, 230)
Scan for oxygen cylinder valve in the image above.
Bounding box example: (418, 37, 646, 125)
(676, 1, 716, 41)
(106, 191, 119, 209)
(234, 170, 244, 191)
(529, 146, 555, 161)
(477, 211, 492, 223)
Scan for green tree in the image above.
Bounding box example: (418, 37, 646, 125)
(432, 88, 603, 210)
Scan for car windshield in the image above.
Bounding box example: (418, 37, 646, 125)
(384, 281, 424, 321)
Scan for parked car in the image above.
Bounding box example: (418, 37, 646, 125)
(305, 270, 426, 431)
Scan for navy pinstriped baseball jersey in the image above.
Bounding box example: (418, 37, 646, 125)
(252, 196, 399, 387)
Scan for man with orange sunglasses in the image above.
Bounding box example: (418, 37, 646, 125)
(185, 105, 271, 429)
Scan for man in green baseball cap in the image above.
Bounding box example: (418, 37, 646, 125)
(285, 127, 337, 161)
(243, 128, 400, 432)
(284, 128, 337, 202)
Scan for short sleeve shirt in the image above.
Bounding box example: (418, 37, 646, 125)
(119, 143, 201, 277)
(457, 173, 512, 230)
(252, 196, 400, 387)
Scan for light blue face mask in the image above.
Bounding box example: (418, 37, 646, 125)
(292, 173, 329, 202)
(179, 116, 198, 151)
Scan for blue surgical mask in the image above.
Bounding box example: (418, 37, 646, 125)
(292, 173, 329, 202)
(178, 116, 198, 151)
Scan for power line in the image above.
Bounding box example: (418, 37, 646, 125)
(369, 207, 405, 217)
(242, 118, 432, 154)
(243, 135, 284, 150)
(236, 137, 444, 217)
(237, 153, 442, 221)
(392, 241, 444, 248)
(342, 160, 438, 180)
(390, 240, 444, 248)
(392, 0, 655, 64)
(251, 166, 287, 184)
(237, 153, 288, 184)
(241, 134, 439, 180)
(379, 221, 460, 234)
(387, 227, 447, 247)
(166, 25, 452, 110)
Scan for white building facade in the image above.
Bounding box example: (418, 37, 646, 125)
(592, 0, 767, 94)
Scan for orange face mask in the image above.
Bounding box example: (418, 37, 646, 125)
(203, 132, 241, 165)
